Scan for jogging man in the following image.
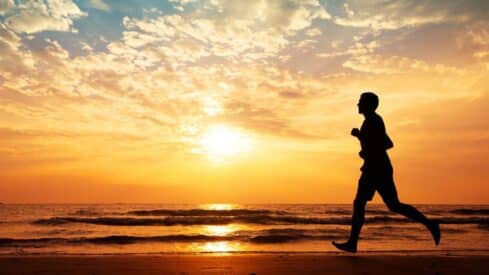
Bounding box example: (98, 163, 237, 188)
(332, 92, 441, 253)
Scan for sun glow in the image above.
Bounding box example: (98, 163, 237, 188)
(199, 241, 237, 252)
(200, 125, 252, 158)
(202, 203, 237, 210)
(204, 225, 239, 236)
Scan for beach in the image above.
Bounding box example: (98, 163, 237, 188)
(1, 253, 488, 274)
(2, 204, 488, 254)
(1, 204, 488, 274)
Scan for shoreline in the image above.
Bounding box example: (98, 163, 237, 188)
(2, 248, 489, 256)
(1, 253, 488, 274)
(2, 250, 489, 256)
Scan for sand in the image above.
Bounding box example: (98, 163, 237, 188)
(1, 253, 488, 274)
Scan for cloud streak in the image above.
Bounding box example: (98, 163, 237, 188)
(3, 0, 86, 33)
(0, 0, 488, 203)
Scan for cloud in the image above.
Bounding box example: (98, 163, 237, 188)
(0, 0, 14, 15)
(169, 0, 198, 4)
(343, 53, 465, 75)
(116, 0, 331, 65)
(88, 0, 110, 11)
(0, 0, 487, 171)
(169, 0, 199, 11)
(215, 0, 331, 33)
(0, 0, 488, 204)
(3, 0, 86, 33)
(457, 21, 489, 61)
(316, 40, 374, 59)
(0, 23, 35, 79)
(305, 27, 321, 37)
(333, 0, 487, 31)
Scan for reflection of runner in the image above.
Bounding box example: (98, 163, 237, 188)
(332, 92, 441, 253)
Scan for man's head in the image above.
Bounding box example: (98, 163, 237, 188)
(358, 92, 379, 114)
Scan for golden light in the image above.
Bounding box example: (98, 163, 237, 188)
(204, 224, 239, 236)
(199, 241, 237, 252)
(202, 203, 237, 210)
(202, 98, 222, 116)
(200, 125, 252, 158)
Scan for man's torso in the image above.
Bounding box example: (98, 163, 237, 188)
(359, 114, 393, 174)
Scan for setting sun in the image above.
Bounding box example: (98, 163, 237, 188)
(200, 125, 252, 159)
(1, 0, 489, 273)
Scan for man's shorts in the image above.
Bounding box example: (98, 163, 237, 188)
(355, 170, 399, 203)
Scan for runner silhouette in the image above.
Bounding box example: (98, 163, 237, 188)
(332, 92, 441, 253)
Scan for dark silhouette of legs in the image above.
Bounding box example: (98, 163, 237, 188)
(332, 174, 373, 253)
(379, 178, 430, 225)
(385, 199, 429, 225)
(332, 198, 367, 253)
(333, 173, 441, 253)
(349, 198, 367, 244)
(382, 191, 441, 246)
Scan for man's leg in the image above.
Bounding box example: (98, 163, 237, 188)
(333, 174, 374, 253)
(349, 197, 368, 244)
(379, 177, 441, 245)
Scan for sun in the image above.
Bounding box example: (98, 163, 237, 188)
(200, 125, 252, 159)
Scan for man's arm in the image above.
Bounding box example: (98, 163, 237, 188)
(351, 128, 360, 138)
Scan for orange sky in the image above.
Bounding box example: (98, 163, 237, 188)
(0, 0, 488, 203)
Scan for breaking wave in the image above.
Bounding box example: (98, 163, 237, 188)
(33, 213, 489, 227)
(127, 209, 285, 216)
(450, 208, 489, 215)
(0, 228, 348, 246)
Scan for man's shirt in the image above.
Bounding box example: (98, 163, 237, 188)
(359, 113, 393, 173)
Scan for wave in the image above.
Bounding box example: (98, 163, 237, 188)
(70, 208, 100, 216)
(324, 209, 391, 215)
(33, 214, 489, 227)
(32, 215, 391, 226)
(0, 228, 348, 247)
(439, 217, 489, 225)
(125, 207, 457, 218)
(248, 228, 346, 243)
(478, 223, 489, 231)
(33, 216, 236, 226)
(129, 208, 412, 217)
(126, 208, 284, 216)
(0, 225, 441, 247)
(63, 207, 469, 220)
(0, 235, 233, 246)
(450, 208, 489, 215)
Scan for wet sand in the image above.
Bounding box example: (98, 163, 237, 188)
(1, 253, 488, 274)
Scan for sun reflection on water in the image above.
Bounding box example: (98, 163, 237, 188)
(200, 203, 239, 210)
(204, 224, 239, 236)
(198, 241, 239, 252)
(191, 204, 245, 252)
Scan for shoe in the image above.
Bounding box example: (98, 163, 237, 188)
(332, 241, 357, 253)
(428, 221, 441, 246)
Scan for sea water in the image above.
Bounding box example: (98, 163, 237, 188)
(0, 204, 488, 254)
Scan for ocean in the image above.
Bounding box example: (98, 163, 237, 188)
(1, 204, 488, 254)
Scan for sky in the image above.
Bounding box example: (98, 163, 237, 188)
(0, 0, 488, 204)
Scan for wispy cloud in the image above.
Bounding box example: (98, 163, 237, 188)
(0, 0, 488, 202)
(3, 0, 86, 33)
(88, 0, 110, 11)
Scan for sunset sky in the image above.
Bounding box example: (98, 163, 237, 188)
(0, 0, 488, 204)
